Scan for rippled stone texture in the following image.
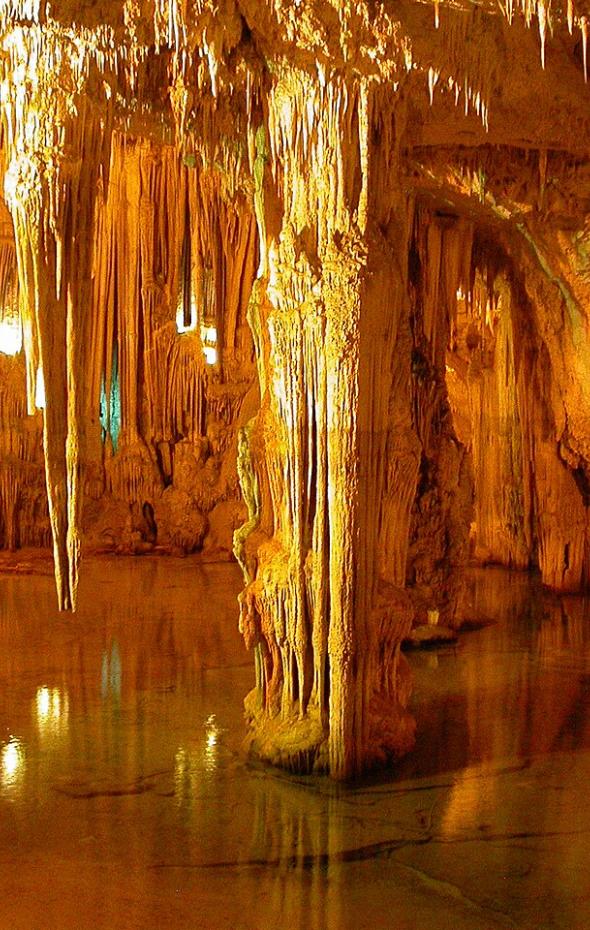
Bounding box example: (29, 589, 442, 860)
(1, 559, 590, 929)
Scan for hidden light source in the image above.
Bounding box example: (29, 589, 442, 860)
(0, 317, 22, 355)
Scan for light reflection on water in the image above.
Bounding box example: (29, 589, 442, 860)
(0, 560, 589, 929)
(34, 686, 69, 740)
(174, 714, 223, 803)
(1, 736, 24, 791)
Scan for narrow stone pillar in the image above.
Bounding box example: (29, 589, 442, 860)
(0, 21, 112, 609)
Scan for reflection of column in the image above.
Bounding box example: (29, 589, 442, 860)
(101, 642, 122, 701)
(249, 778, 332, 930)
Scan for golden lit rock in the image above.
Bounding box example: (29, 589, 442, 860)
(0, 0, 590, 777)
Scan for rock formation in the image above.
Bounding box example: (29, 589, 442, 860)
(1, 0, 590, 775)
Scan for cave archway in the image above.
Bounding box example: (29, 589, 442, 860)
(408, 199, 590, 595)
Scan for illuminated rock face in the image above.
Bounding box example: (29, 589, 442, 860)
(1, 0, 590, 773)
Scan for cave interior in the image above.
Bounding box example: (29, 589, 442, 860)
(2, 1, 590, 922)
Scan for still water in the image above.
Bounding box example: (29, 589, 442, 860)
(1, 559, 589, 930)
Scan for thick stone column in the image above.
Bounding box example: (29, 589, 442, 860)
(237, 74, 420, 777)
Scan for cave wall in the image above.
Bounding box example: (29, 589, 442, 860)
(413, 147, 590, 593)
(0, 140, 259, 560)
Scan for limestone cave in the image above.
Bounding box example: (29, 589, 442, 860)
(1, 1, 590, 927)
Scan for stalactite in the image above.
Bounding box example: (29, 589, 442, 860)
(538, 0, 547, 68)
(0, 21, 116, 609)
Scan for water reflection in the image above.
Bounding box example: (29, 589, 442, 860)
(1, 736, 24, 790)
(204, 714, 220, 771)
(174, 715, 223, 804)
(0, 560, 590, 929)
(35, 686, 69, 740)
(397, 567, 590, 780)
(101, 642, 122, 700)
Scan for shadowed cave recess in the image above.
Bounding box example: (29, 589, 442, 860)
(1, 0, 590, 779)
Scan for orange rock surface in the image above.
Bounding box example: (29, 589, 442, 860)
(0, 0, 589, 775)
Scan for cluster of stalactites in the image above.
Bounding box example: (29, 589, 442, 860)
(263, 66, 374, 266)
(429, 0, 589, 76)
(91, 135, 256, 468)
(501, 0, 587, 74)
(0, 0, 583, 166)
(0, 12, 129, 609)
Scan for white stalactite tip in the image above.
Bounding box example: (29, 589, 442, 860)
(538, 0, 546, 69)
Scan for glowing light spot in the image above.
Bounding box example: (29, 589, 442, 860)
(36, 686, 51, 719)
(34, 686, 69, 740)
(35, 366, 45, 409)
(201, 325, 218, 365)
(201, 325, 217, 344)
(1, 737, 24, 788)
(204, 714, 220, 769)
(176, 295, 197, 333)
(0, 318, 22, 356)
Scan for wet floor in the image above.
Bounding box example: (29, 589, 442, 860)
(1, 559, 590, 930)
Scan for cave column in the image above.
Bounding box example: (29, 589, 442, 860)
(0, 22, 112, 609)
(238, 75, 418, 777)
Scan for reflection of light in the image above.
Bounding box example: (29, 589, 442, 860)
(173, 716, 222, 803)
(175, 747, 187, 775)
(37, 686, 51, 718)
(34, 686, 69, 739)
(35, 366, 45, 409)
(3, 741, 19, 776)
(204, 714, 219, 769)
(174, 746, 195, 806)
(203, 346, 217, 365)
(0, 317, 22, 355)
(1, 737, 24, 788)
(456, 287, 465, 300)
(441, 773, 489, 839)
